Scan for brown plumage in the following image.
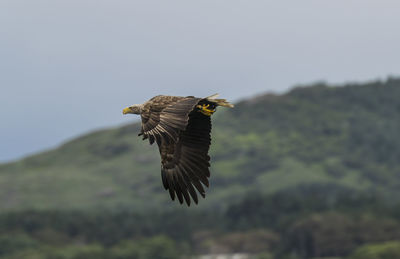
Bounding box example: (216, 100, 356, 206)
(123, 94, 233, 206)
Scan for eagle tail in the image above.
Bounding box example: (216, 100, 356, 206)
(205, 93, 234, 108)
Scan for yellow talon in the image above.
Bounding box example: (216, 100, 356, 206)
(197, 104, 215, 116)
(203, 107, 214, 113)
(203, 105, 215, 116)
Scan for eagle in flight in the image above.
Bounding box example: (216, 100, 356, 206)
(123, 94, 233, 206)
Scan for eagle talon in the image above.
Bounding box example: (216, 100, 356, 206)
(198, 104, 215, 116)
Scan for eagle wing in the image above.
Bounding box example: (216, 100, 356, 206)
(159, 111, 212, 206)
(140, 96, 201, 145)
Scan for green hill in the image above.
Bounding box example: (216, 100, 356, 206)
(1, 78, 400, 259)
(1, 78, 400, 211)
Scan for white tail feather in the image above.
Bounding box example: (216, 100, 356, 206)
(205, 93, 234, 108)
(205, 93, 219, 99)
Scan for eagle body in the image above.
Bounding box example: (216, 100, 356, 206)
(123, 94, 233, 206)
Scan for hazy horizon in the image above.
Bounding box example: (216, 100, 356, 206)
(1, 0, 400, 162)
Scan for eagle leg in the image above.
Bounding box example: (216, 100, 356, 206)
(197, 104, 215, 116)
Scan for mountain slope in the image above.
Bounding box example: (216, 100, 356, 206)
(1, 78, 400, 211)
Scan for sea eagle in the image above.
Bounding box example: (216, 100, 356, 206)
(123, 94, 233, 206)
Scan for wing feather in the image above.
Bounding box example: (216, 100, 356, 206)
(178, 167, 198, 204)
(159, 111, 212, 205)
(141, 97, 201, 145)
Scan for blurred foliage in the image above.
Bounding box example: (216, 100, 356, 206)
(0, 190, 399, 258)
(348, 241, 400, 259)
(0, 79, 400, 258)
(0, 235, 180, 259)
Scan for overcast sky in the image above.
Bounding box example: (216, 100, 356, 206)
(1, 0, 400, 162)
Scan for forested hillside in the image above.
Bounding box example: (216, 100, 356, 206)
(1, 78, 400, 211)
(1, 79, 400, 258)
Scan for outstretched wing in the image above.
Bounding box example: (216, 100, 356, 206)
(159, 111, 212, 206)
(140, 96, 201, 145)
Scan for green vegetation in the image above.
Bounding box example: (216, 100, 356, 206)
(0, 235, 180, 259)
(0, 191, 399, 258)
(1, 78, 400, 258)
(349, 241, 400, 259)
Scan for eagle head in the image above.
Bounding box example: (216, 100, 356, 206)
(122, 104, 142, 115)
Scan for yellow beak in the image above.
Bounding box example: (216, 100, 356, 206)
(122, 107, 131, 115)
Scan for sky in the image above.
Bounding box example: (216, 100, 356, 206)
(1, 0, 400, 162)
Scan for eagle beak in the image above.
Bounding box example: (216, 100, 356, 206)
(122, 107, 131, 115)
